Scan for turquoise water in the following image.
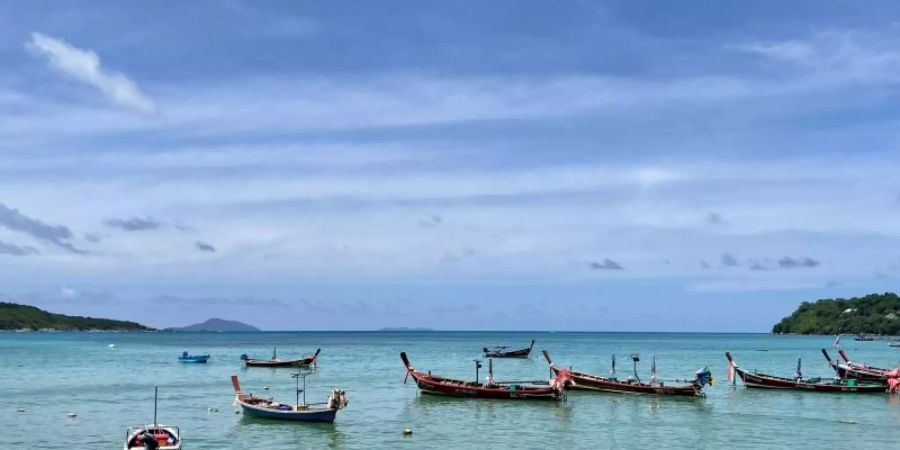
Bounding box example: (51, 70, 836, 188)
(2, 332, 900, 449)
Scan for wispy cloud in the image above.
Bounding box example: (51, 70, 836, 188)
(734, 30, 900, 86)
(195, 241, 216, 252)
(705, 212, 728, 226)
(720, 252, 739, 267)
(418, 214, 443, 228)
(589, 259, 624, 270)
(104, 216, 162, 231)
(26, 32, 157, 115)
(0, 241, 38, 256)
(0, 202, 85, 254)
(778, 256, 820, 269)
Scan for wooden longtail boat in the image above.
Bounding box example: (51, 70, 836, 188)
(725, 352, 884, 393)
(400, 352, 571, 400)
(231, 374, 347, 422)
(542, 351, 711, 397)
(483, 339, 535, 358)
(124, 387, 182, 450)
(240, 347, 320, 368)
(821, 348, 889, 383)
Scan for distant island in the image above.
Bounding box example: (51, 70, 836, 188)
(377, 327, 435, 332)
(171, 318, 260, 332)
(773, 292, 900, 335)
(0, 302, 153, 331)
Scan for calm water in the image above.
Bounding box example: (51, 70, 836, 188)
(2, 332, 900, 449)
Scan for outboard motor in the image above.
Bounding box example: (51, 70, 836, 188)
(694, 366, 714, 388)
(139, 431, 160, 450)
(240, 354, 248, 361)
(327, 389, 348, 409)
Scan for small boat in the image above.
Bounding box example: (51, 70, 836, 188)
(822, 347, 894, 383)
(854, 334, 875, 341)
(124, 387, 182, 450)
(231, 374, 347, 422)
(890, 342, 900, 348)
(240, 347, 320, 368)
(725, 352, 884, 393)
(542, 351, 712, 397)
(483, 339, 535, 358)
(401, 352, 570, 400)
(178, 351, 209, 363)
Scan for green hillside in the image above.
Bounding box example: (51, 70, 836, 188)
(0, 302, 153, 331)
(772, 292, 900, 335)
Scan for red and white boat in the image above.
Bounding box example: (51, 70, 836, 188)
(401, 352, 571, 400)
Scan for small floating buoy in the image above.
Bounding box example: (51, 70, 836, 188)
(67, 412, 77, 418)
(403, 428, 413, 436)
(108, 344, 116, 350)
(208, 407, 218, 413)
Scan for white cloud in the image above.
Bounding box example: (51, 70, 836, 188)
(734, 30, 900, 85)
(26, 32, 157, 115)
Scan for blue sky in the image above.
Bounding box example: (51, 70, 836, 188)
(1, 1, 899, 330)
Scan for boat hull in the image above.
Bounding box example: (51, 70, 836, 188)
(242, 349, 320, 368)
(238, 401, 338, 422)
(178, 356, 209, 363)
(124, 425, 181, 450)
(414, 378, 560, 400)
(727, 352, 884, 393)
(401, 351, 564, 401)
(483, 340, 534, 358)
(550, 366, 700, 397)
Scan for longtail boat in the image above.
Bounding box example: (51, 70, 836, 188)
(400, 352, 571, 400)
(124, 387, 182, 450)
(821, 348, 889, 383)
(231, 374, 347, 422)
(240, 347, 320, 368)
(483, 339, 535, 358)
(725, 352, 884, 393)
(178, 351, 209, 363)
(542, 351, 712, 397)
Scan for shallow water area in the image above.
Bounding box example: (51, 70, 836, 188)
(2, 332, 900, 449)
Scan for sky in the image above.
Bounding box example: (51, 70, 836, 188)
(1, 1, 899, 331)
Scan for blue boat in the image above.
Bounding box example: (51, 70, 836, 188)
(230, 373, 348, 423)
(178, 351, 210, 363)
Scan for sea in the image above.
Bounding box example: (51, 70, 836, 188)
(2, 331, 899, 449)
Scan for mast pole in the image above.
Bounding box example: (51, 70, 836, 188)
(153, 386, 158, 426)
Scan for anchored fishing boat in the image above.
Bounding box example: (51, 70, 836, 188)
(123, 387, 182, 450)
(178, 351, 209, 363)
(401, 352, 571, 400)
(542, 351, 712, 397)
(231, 373, 348, 422)
(483, 339, 535, 358)
(725, 352, 884, 393)
(240, 347, 320, 368)
(854, 334, 875, 342)
(821, 348, 889, 383)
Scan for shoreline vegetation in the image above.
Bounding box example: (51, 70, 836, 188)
(773, 292, 900, 335)
(0, 302, 153, 332)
